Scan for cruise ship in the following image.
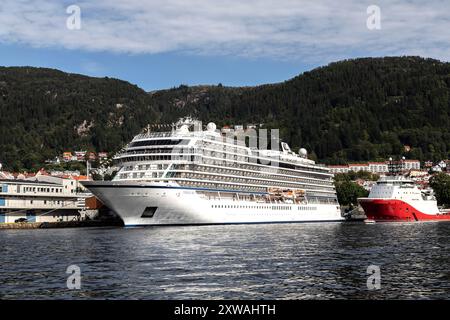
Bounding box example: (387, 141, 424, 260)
(82, 118, 343, 226)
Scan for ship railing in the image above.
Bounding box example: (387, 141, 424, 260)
(134, 132, 173, 139)
(134, 131, 211, 140)
(196, 190, 336, 205)
(118, 149, 196, 155)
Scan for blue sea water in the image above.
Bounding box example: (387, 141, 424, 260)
(0, 221, 449, 299)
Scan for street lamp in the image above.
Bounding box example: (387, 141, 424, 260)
(401, 156, 406, 173)
(388, 157, 394, 175)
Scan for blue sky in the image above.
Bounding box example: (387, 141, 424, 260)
(0, 42, 318, 90)
(1, 0, 450, 91)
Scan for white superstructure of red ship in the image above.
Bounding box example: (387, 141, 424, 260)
(358, 176, 450, 222)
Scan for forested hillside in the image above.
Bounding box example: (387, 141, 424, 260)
(152, 57, 450, 164)
(0, 67, 160, 170)
(2, 56, 450, 171)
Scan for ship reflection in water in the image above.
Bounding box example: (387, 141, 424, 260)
(0, 221, 449, 299)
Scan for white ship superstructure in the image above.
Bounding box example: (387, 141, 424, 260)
(83, 118, 343, 226)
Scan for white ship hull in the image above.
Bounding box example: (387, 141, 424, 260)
(84, 181, 344, 226)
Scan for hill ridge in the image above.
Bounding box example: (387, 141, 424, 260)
(1, 56, 450, 170)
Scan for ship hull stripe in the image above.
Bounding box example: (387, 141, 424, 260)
(83, 182, 269, 195)
(359, 198, 450, 222)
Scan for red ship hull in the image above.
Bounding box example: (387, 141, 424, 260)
(358, 199, 450, 222)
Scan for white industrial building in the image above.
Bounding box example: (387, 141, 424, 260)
(0, 176, 91, 223)
(328, 160, 420, 175)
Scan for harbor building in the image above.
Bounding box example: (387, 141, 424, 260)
(0, 177, 91, 223)
(328, 160, 419, 175)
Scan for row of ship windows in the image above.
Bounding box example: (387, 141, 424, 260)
(180, 181, 267, 192)
(120, 172, 154, 179)
(201, 142, 316, 169)
(119, 155, 195, 162)
(202, 141, 250, 153)
(124, 138, 328, 174)
(123, 164, 169, 172)
(118, 171, 331, 190)
(198, 162, 329, 180)
(211, 204, 317, 210)
(126, 147, 251, 161)
(124, 148, 195, 156)
(178, 173, 333, 191)
(193, 166, 330, 186)
(128, 139, 250, 155)
(126, 146, 250, 158)
(129, 139, 190, 147)
(201, 156, 326, 173)
(119, 153, 328, 176)
(120, 163, 330, 185)
(117, 171, 333, 193)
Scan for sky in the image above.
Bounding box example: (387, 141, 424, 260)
(1, 0, 450, 91)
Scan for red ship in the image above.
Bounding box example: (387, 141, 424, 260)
(358, 176, 450, 222)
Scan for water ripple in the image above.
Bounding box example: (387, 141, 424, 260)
(0, 222, 449, 299)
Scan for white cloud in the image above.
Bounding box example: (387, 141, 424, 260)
(0, 0, 450, 62)
(79, 60, 104, 74)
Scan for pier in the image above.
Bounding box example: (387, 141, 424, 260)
(342, 206, 367, 221)
(0, 219, 123, 230)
